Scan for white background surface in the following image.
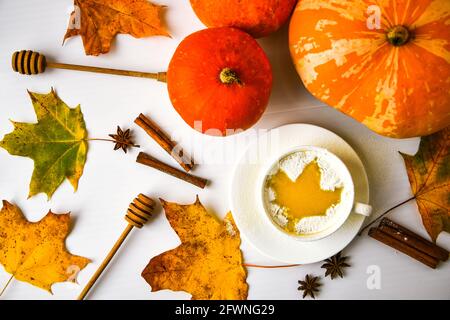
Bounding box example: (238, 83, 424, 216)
(0, 0, 448, 300)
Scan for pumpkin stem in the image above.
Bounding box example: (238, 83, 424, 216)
(387, 25, 411, 46)
(219, 68, 242, 85)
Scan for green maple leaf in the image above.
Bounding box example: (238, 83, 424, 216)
(0, 89, 88, 199)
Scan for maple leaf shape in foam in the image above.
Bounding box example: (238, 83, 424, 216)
(0, 201, 90, 293)
(64, 0, 169, 56)
(270, 161, 343, 220)
(141, 196, 248, 300)
(400, 126, 450, 242)
(0, 89, 88, 199)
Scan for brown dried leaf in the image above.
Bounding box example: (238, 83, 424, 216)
(401, 126, 450, 242)
(64, 0, 169, 56)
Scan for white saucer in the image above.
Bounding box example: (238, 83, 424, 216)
(230, 124, 370, 264)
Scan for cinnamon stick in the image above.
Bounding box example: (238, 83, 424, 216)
(135, 114, 194, 172)
(380, 218, 449, 261)
(369, 227, 439, 269)
(136, 152, 207, 189)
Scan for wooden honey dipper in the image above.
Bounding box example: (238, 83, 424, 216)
(12, 50, 167, 82)
(77, 194, 156, 300)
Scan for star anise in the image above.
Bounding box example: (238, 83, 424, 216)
(321, 251, 350, 279)
(298, 274, 321, 299)
(109, 126, 139, 153)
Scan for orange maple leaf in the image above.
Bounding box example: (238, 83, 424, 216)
(64, 0, 169, 56)
(141, 196, 248, 300)
(401, 126, 450, 242)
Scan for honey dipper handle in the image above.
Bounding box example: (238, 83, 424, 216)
(47, 62, 167, 82)
(77, 224, 134, 300)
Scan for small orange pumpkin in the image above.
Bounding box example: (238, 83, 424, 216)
(167, 28, 273, 136)
(190, 0, 298, 38)
(289, 0, 450, 138)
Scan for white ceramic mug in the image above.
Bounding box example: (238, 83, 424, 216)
(259, 146, 372, 242)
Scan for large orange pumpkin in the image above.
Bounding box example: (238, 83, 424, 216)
(167, 28, 273, 136)
(289, 0, 450, 138)
(190, 0, 298, 38)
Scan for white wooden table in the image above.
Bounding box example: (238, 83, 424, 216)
(0, 0, 448, 300)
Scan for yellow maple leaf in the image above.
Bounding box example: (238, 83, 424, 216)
(141, 196, 248, 300)
(64, 0, 169, 56)
(0, 201, 90, 293)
